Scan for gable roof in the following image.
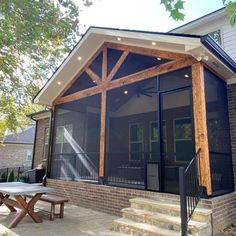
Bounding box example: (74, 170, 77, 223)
(1, 126, 35, 145)
(34, 26, 236, 106)
(169, 7, 226, 33)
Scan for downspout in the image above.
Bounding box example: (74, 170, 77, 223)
(30, 116, 38, 170)
(43, 108, 54, 186)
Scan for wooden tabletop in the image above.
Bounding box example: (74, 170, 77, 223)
(0, 182, 54, 195)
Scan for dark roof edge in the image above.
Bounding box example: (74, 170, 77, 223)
(169, 7, 225, 33)
(201, 35, 236, 73)
(27, 109, 51, 118)
(89, 26, 202, 38)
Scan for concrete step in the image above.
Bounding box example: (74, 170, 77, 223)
(112, 218, 181, 236)
(129, 198, 212, 223)
(122, 207, 211, 236)
(98, 231, 130, 236)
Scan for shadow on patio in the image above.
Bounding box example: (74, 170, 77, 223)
(0, 202, 118, 236)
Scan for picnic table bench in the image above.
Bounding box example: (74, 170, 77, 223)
(25, 194, 69, 221)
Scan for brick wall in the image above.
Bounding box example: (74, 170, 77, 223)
(0, 144, 33, 168)
(210, 192, 236, 235)
(47, 178, 236, 235)
(33, 118, 49, 168)
(227, 84, 236, 188)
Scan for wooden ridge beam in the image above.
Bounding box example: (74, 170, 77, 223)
(105, 42, 188, 60)
(102, 47, 107, 80)
(192, 62, 212, 195)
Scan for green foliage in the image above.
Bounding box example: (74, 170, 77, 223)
(7, 170, 15, 182)
(160, 0, 236, 26)
(0, 172, 7, 182)
(160, 0, 185, 21)
(0, 0, 91, 137)
(224, 1, 236, 25)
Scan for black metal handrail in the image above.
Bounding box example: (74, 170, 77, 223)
(179, 149, 202, 236)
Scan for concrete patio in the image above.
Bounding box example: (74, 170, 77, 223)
(0, 202, 118, 236)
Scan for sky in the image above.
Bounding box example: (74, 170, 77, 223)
(79, 0, 224, 33)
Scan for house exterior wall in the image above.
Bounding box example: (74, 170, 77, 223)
(0, 144, 33, 168)
(171, 13, 236, 61)
(228, 83, 236, 188)
(47, 178, 236, 235)
(33, 118, 50, 168)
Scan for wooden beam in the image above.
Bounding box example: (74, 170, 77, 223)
(54, 46, 104, 102)
(107, 56, 197, 90)
(105, 42, 188, 60)
(54, 85, 103, 105)
(107, 50, 129, 81)
(85, 67, 101, 85)
(192, 63, 212, 195)
(99, 90, 106, 177)
(102, 47, 107, 80)
(54, 56, 197, 105)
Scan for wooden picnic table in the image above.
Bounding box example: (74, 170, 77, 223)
(0, 182, 54, 228)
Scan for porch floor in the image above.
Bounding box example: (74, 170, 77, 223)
(0, 202, 117, 236)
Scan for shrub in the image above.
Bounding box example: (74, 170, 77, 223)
(0, 172, 7, 182)
(7, 170, 15, 182)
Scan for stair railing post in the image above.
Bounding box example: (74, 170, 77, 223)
(179, 166, 188, 236)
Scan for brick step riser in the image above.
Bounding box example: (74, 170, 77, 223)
(130, 203, 211, 223)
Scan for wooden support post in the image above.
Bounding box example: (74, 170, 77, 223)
(99, 90, 107, 179)
(192, 63, 212, 195)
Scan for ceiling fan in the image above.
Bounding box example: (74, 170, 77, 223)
(135, 85, 157, 97)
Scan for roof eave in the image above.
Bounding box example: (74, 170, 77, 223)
(201, 35, 236, 73)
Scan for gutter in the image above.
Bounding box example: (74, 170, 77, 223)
(201, 35, 236, 73)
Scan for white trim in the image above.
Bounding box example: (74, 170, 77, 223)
(227, 77, 236, 85)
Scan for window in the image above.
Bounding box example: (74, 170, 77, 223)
(55, 124, 73, 153)
(43, 128, 49, 160)
(129, 123, 144, 160)
(208, 29, 222, 45)
(174, 118, 194, 162)
(26, 149, 33, 161)
(150, 121, 158, 157)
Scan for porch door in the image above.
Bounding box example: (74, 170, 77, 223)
(160, 88, 195, 194)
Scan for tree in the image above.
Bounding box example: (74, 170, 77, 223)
(160, 0, 236, 26)
(0, 0, 92, 138)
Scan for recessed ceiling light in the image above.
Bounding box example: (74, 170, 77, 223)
(124, 90, 128, 94)
(77, 56, 82, 61)
(152, 42, 156, 46)
(184, 74, 189, 78)
(157, 57, 162, 61)
(57, 81, 62, 85)
(117, 37, 121, 41)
